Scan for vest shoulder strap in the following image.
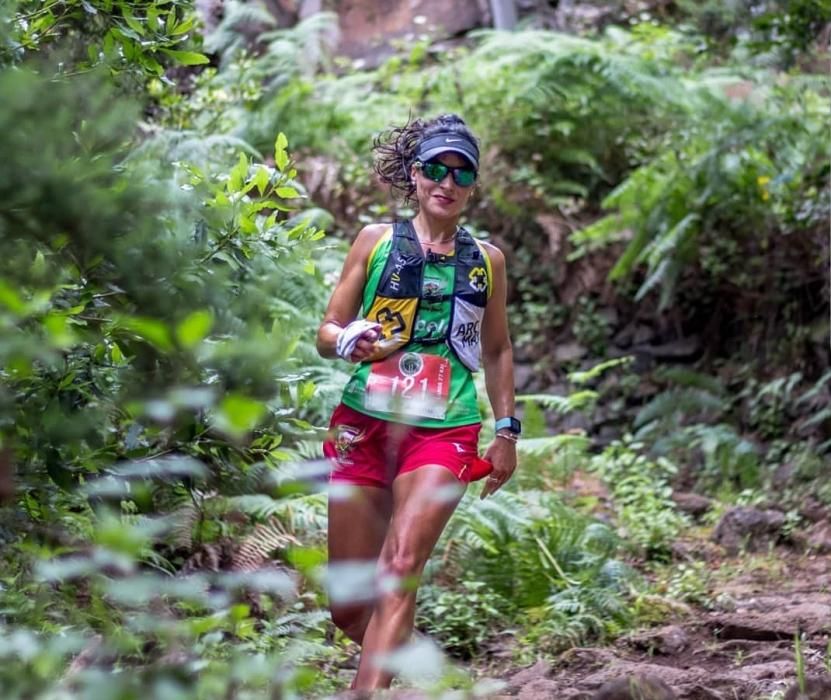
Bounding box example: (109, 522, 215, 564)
(365, 226, 393, 277)
(453, 227, 490, 305)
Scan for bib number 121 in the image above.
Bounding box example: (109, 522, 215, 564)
(365, 352, 451, 420)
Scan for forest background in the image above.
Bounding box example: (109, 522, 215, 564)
(0, 0, 829, 698)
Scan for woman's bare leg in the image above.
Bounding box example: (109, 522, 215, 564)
(353, 466, 465, 690)
(328, 484, 392, 644)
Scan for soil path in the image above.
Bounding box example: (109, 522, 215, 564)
(332, 549, 831, 699)
(487, 548, 831, 699)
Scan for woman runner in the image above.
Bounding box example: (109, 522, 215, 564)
(316, 113, 519, 690)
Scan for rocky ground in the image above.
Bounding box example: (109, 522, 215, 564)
(492, 548, 831, 699)
(330, 527, 831, 699)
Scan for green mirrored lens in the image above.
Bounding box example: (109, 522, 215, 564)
(421, 161, 477, 187)
(422, 162, 449, 182)
(453, 168, 476, 187)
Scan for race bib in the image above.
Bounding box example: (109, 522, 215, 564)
(365, 352, 451, 420)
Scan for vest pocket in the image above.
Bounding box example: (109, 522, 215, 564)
(364, 296, 419, 359)
(449, 298, 485, 371)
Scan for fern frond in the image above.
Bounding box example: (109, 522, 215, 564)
(231, 518, 300, 572)
(203, 0, 278, 61)
(653, 367, 725, 395)
(517, 434, 591, 457)
(568, 357, 633, 385)
(225, 494, 284, 520)
(517, 390, 598, 413)
(634, 387, 726, 428)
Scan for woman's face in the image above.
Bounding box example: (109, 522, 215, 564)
(411, 152, 476, 221)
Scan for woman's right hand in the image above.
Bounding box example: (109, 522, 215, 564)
(334, 319, 383, 363)
(348, 328, 380, 363)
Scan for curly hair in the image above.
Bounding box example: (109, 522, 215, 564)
(372, 113, 479, 205)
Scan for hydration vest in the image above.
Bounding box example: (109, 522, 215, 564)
(364, 220, 491, 372)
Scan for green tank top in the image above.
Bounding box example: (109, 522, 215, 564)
(341, 232, 482, 428)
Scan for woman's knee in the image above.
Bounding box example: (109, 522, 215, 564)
(331, 605, 371, 643)
(380, 550, 427, 590)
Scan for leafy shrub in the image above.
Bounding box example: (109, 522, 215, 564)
(416, 581, 508, 658)
(590, 441, 689, 559)
(573, 77, 829, 334)
(5, 0, 210, 84)
(0, 53, 341, 696)
(425, 489, 635, 654)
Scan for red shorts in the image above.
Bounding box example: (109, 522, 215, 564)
(323, 403, 482, 489)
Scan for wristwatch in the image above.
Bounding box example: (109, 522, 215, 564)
(494, 416, 522, 435)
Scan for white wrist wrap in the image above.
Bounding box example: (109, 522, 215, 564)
(335, 320, 382, 362)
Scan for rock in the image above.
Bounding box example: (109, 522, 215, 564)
(508, 659, 553, 689)
(783, 676, 831, 699)
(613, 323, 636, 348)
(555, 341, 588, 363)
(518, 679, 566, 700)
(771, 461, 799, 489)
(553, 0, 620, 34)
(337, 0, 485, 62)
(671, 492, 713, 519)
(800, 497, 829, 523)
(598, 308, 619, 327)
(632, 325, 656, 345)
(709, 660, 796, 688)
(627, 625, 689, 656)
(711, 598, 831, 639)
(806, 521, 831, 553)
(514, 362, 538, 393)
(712, 507, 786, 554)
(582, 663, 702, 692)
(591, 674, 678, 699)
(633, 336, 702, 359)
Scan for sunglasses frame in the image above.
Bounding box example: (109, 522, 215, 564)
(416, 160, 478, 187)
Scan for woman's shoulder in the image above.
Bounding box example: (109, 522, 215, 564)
(476, 239, 506, 268)
(344, 223, 394, 266)
(354, 222, 394, 246)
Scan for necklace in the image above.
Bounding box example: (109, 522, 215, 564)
(416, 227, 457, 246)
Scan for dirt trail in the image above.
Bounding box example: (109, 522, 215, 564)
(490, 549, 831, 700)
(331, 549, 831, 699)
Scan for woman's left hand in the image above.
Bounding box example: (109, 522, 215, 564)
(479, 435, 517, 499)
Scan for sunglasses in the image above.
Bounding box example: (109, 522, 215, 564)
(417, 160, 478, 187)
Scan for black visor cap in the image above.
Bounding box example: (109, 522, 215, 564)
(415, 131, 479, 170)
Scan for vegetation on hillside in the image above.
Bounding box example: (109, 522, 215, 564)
(1, 0, 829, 696)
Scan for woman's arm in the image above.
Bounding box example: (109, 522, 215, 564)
(316, 224, 388, 361)
(478, 243, 517, 498)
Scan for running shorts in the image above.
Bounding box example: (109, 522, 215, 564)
(323, 403, 482, 489)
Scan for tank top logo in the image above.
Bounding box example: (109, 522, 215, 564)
(468, 266, 487, 293)
(398, 352, 424, 377)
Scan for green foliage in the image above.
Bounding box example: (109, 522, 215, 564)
(4, 0, 208, 84)
(3, 0, 828, 691)
(511, 358, 632, 486)
(423, 489, 634, 654)
(0, 67, 333, 489)
(416, 581, 508, 657)
(664, 561, 710, 605)
(674, 0, 831, 67)
(243, 26, 699, 207)
(574, 77, 829, 310)
(634, 370, 762, 493)
(590, 441, 689, 558)
(743, 371, 803, 440)
(0, 28, 340, 693)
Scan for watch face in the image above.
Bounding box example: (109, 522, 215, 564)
(496, 417, 522, 434)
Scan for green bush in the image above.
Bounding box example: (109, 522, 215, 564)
(590, 441, 689, 559)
